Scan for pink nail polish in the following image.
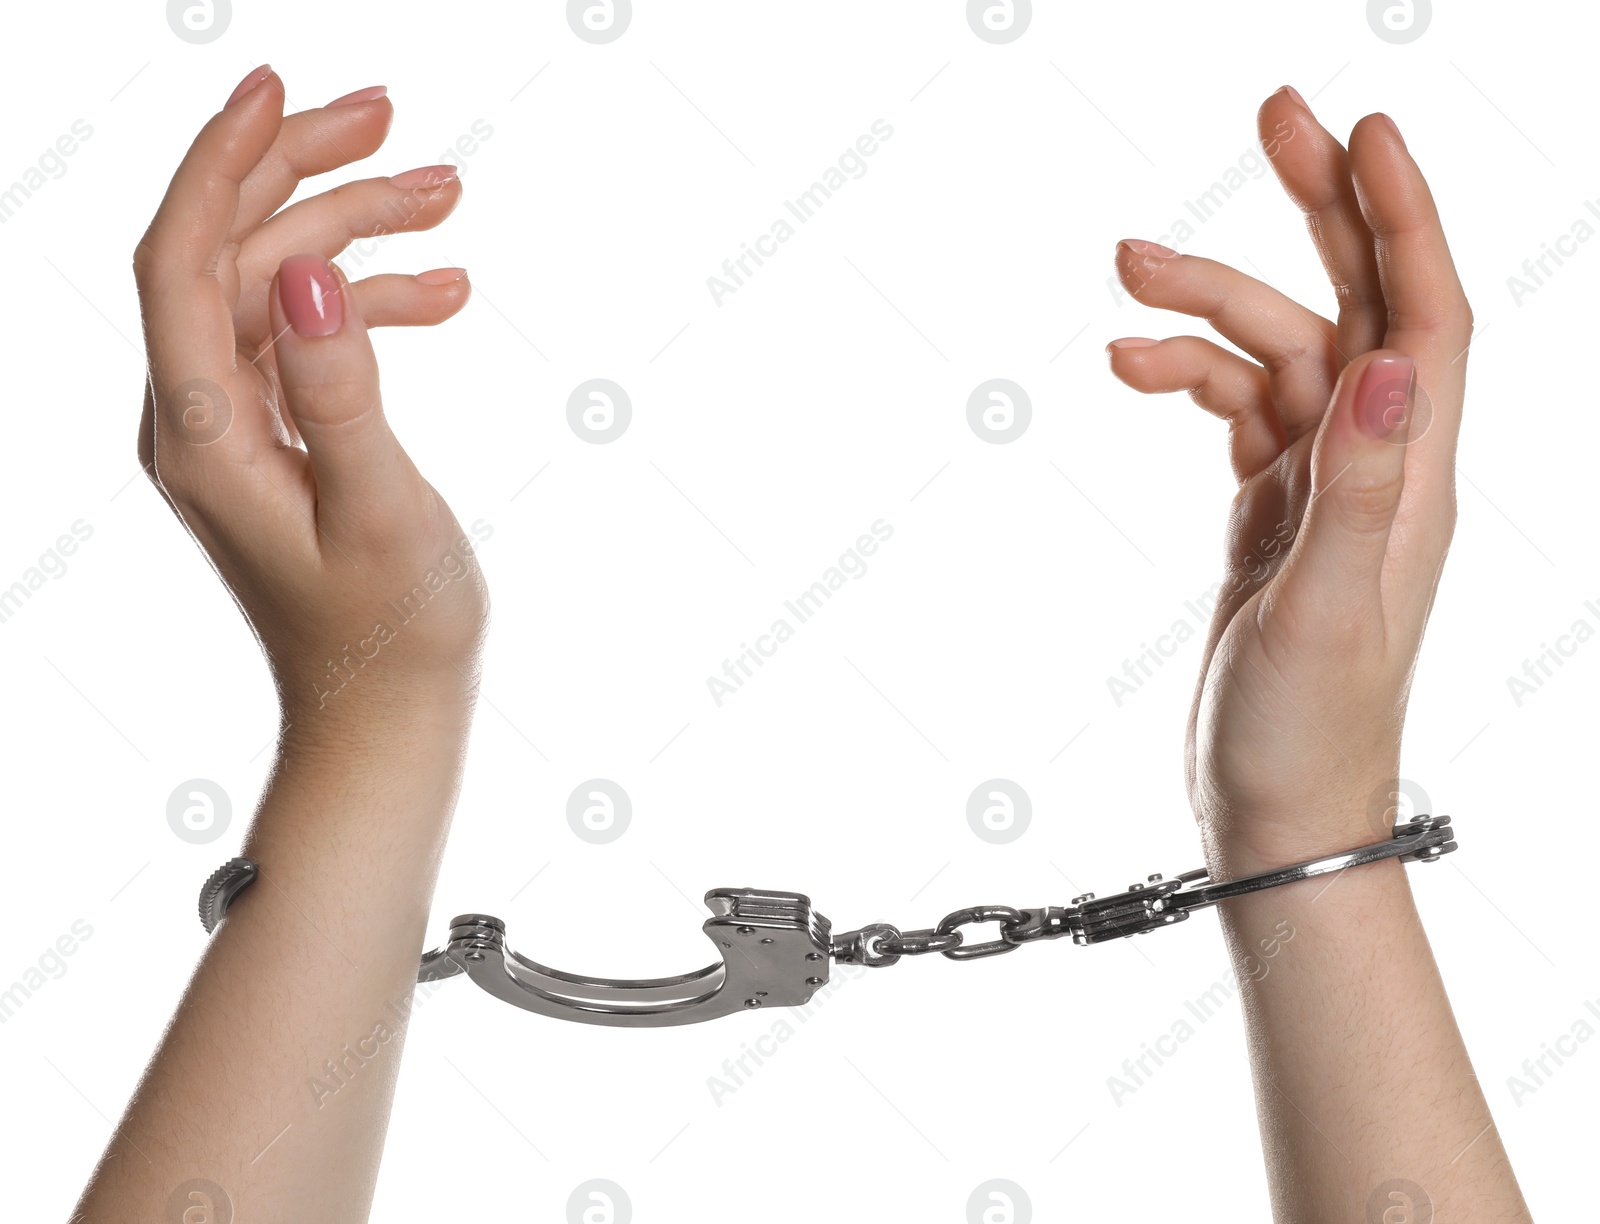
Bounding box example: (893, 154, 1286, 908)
(327, 85, 388, 108)
(1357, 356, 1414, 438)
(1121, 239, 1178, 259)
(1109, 337, 1161, 349)
(226, 65, 272, 108)
(389, 165, 460, 191)
(415, 267, 468, 285)
(278, 255, 343, 337)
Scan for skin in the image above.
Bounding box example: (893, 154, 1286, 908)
(1107, 88, 1530, 1220)
(72, 70, 1529, 1223)
(72, 69, 487, 1224)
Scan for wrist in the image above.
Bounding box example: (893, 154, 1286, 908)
(263, 689, 475, 813)
(241, 710, 472, 882)
(265, 602, 488, 731)
(1193, 758, 1408, 882)
(277, 661, 478, 743)
(1197, 805, 1388, 883)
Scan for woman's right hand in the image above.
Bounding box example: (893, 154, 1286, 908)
(134, 66, 488, 734)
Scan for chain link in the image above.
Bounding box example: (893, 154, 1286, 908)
(883, 928, 963, 957)
(831, 903, 1066, 965)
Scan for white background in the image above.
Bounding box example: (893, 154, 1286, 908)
(0, 1, 1593, 1220)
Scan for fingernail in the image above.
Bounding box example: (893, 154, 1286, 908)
(226, 65, 273, 108)
(1276, 84, 1308, 110)
(415, 267, 468, 285)
(279, 255, 344, 337)
(389, 164, 460, 191)
(1357, 355, 1414, 438)
(327, 85, 388, 108)
(1120, 238, 1178, 258)
(1109, 337, 1161, 349)
(1377, 113, 1407, 149)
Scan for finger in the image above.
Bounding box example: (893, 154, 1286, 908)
(1106, 335, 1283, 480)
(236, 168, 461, 329)
(1347, 113, 1473, 442)
(1259, 87, 1387, 358)
(134, 65, 284, 396)
(266, 254, 420, 534)
(1274, 350, 1414, 636)
(233, 87, 394, 239)
(1115, 240, 1339, 438)
(1347, 113, 1472, 572)
(247, 269, 471, 451)
(250, 167, 459, 266)
(349, 268, 471, 328)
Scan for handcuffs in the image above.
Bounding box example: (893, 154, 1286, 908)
(199, 814, 1455, 1028)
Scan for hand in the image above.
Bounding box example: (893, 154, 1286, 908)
(1105, 87, 1472, 875)
(133, 67, 488, 733)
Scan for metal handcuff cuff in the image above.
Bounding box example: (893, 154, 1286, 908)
(199, 814, 1455, 1028)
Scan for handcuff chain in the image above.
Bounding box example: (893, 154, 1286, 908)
(828, 815, 1456, 968)
(829, 905, 1041, 967)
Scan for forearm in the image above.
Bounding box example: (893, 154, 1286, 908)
(1211, 848, 1530, 1222)
(73, 698, 472, 1224)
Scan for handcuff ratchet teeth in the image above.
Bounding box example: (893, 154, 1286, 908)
(199, 814, 1455, 1027)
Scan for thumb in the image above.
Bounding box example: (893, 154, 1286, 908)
(268, 254, 418, 533)
(1279, 350, 1414, 630)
